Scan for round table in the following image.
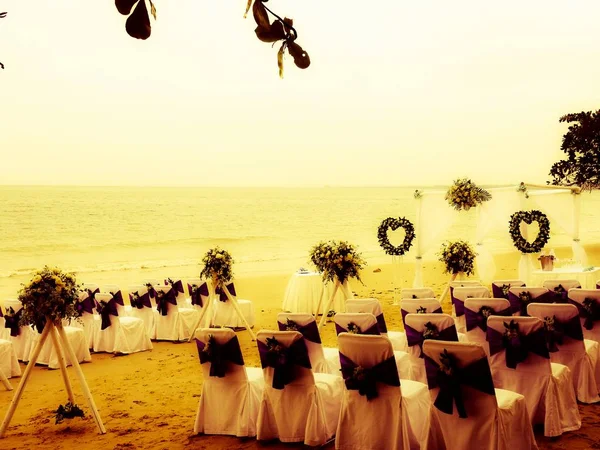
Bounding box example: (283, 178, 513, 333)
(281, 271, 350, 314)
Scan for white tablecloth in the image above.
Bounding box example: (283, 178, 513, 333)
(530, 267, 600, 289)
(282, 272, 350, 314)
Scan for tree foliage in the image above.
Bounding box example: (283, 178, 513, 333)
(115, 0, 309, 78)
(548, 110, 600, 190)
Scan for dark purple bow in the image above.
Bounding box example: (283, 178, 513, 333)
(0, 307, 3, 318)
(465, 305, 512, 332)
(375, 313, 388, 333)
(110, 291, 124, 306)
(424, 350, 495, 418)
(4, 308, 22, 337)
(77, 288, 99, 315)
(167, 279, 184, 295)
(492, 283, 525, 299)
(405, 323, 458, 357)
(129, 291, 152, 309)
(277, 319, 322, 344)
(335, 321, 380, 336)
(543, 315, 583, 353)
(508, 290, 553, 316)
(188, 282, 209, 307)
(96, 299, 119, 330)
(258, 337, 312, 389)
(487, 321, 550, 369)
(450, 291, 466, 317)
(155, 289, 178, 316)
(215, 283, 236, 302)
(339, 352, 400, 400)
(568, 298, 600, 330)
(401, 306, 442, 321)
(196, 335, 244, 378)
(550, 285, 570, 303)
(146, 284, 157, 299)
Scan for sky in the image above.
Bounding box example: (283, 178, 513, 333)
(0, 0, 599, 187)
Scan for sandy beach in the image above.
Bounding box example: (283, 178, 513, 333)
(1, 246, 600, 449)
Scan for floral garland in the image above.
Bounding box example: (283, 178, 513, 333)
(200, 247, 234, 287)
(18, 266, 80, 328)
(438, 241, 476, 275)
(54, 402, 84, 424)
(309, 240, 365, 284)
(508, 210, 550, 254)
(377, 217, 415, 256)
(445, 178, 491, 211)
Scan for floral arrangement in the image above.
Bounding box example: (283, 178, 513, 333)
(53, 402, 84, 424)
(445, 178, 491, 211)
(17, 266, 80, 328)
(309, 240, 365, 284)
(377, 217, 415, 256)
(582, 298, 599, 330)
(284, 318, 299, 331)
(438, 240, 476, 276)
(508, 210, 550, 254)
(416, 306, 428, 314)
(422, 322, 440, 340)
(518, 291, 532, 316)
(346, 322, 361, 334)
(543, 315, 563, 352)
(517, 182, 529, 199)
(200, 247, 234, 286)
(500, 284, 511, 299)
(478, 305, 494, 320)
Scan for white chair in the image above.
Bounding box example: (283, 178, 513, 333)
(255, 330, 343, 446)
(74, 287, 100, 349)
(400, 288, 436, 300)
(30, 322, 91, 369)
(393, 298, 444, 352)
(404, 313, 459, 384)
(336, 333, 432, 450)
(335, 313, 413, 382)
(567, 289, 600, 341)
(276, 313, 339, 375)
(507, 287, 552, 316)
(542, 280, 581, 303)
(211, 283, 255, 329)
(154, 285, 199, 342)
(463, 298, 512, 354)
(0, 338, 21, 379)
(193, 328, 264, 437)
(451, 286, 490, 334)
(423, 340, 538, 450)
(102, 284, 129, 315)
(486, 316, 581, 437)
(92, 293, 152, 354)
(527, 303, 599, 404)
(346, 298, 404, 351)
(3, 299, 34, 362)
(127, 285, 157, 340)
(491, 280, 526, 299)
(186, 278, 212, 329)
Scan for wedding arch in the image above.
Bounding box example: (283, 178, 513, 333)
(412, 183, 585, 287)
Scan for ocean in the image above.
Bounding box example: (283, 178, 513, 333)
(1, 186, 599, 298)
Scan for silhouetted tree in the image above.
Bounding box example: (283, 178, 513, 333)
(548, 110, 600, 190)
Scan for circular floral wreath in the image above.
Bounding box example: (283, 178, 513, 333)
(377, 217, 415, 256)
(508, 210, 550, 254)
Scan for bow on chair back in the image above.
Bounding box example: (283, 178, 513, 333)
(405, 313, 459, 358)
(526, 303, 584, 353)
(257, 331, 312, 390)
(491, 280, 526, 299)
(507, 287, 553, 316)
(188, 281, 209, 307)
(195, 328, 245, 378)
(567, 289, 600, 332)
(95, 293, 119, 330)
(451, 286, 490, 318)
(334, 313, 380, 336)
(400, 298, 443, 322)
(277, 313, 322, 344)
(128, 285, 153, 309)
(464, 299, 512, 333)
(542, 280, 581, 303)
(346, 298, 388, 334)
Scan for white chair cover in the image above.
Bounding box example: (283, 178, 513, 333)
(0, 339, 21, 378)
(567, 288, 600, 342)
(463, 298, 512, 354)
(186, 278, 212, 328)
(30, 324, 91, 369)
(92, 293, 153, 354)
(73, 288, 100, 349)
(507, 287, 552, 316)
(423, 340, 538, 450)
(334, 313, 412, 382)
(277, 313, 339, 375)
(451, 286, 491, 334)
(404, 314, 459, 384)
(491, 280, 526, 299)
(193, 328, 264, 437)
(346, 299, 404, 351)
(394, 299, 444, 352)
(527, 303, 599, 404)
(256, 330, 343, 446)
(102, 284, 131, 316)
(401, 288, 436, 300)
(211, 283, 255, 329)
(154, 285, 199, 341)
(127, 285, 157, 340)
(486, 316, 581, 437)
(336, 333, 432, 450)
(3, 299, 34, 362)
(542, 279, 582, 291)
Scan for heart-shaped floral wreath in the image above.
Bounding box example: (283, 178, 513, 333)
(508, 210, 550, 254)
(377, 217, 415, 256)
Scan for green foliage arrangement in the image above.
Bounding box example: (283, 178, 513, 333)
(200, 247, 234, 286)
(309, 240, 365, 284)
(438, 241, 476, 275)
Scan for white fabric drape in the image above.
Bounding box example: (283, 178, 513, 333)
(414, 192, 457, 287)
